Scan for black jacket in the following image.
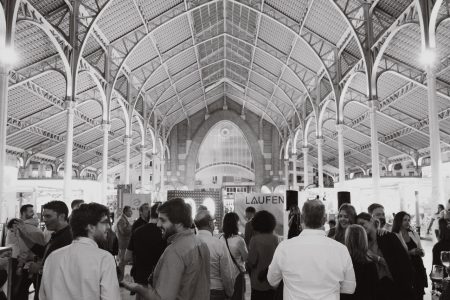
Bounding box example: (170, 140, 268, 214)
(377, 232, 414, 300)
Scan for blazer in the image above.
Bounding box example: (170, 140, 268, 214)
(377, 232, 414, 300)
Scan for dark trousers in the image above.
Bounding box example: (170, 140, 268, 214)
(13, 270, 34, 300)
(251, 289, 274, 300)
(210, 289, 226, 300)
(231, 273, 245, 300)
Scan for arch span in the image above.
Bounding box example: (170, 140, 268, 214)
(185, 110, 264, 190)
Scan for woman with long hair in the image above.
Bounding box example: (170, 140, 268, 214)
(247, 210, 279, 300)
(392, 212, 427, 300)
(341, 224, 378, 300)
(356, 212, 414, 300)
(331, 203, 356, 244)
(221, 212, 248, 300)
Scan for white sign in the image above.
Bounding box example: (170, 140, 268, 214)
(234, 193, 285, 237)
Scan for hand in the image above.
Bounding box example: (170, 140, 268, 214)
(376, 228, 388, 236)
(28, 262, 41, 275)
(14, 219, 26, 234)
(408, 248, 422, 256)
(121, 280, 140, 292)
(431, 290, 441, 300)
(0, 249, 12, 259)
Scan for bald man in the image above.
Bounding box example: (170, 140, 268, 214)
(268, 200, 355, 300)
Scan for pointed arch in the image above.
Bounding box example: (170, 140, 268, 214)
(185, 109, 264, 190)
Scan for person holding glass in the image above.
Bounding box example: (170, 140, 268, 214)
(392, 212, 427, 300)
(329, 203, 357, 244)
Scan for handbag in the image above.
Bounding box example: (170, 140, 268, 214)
(224, 236, 246, 300)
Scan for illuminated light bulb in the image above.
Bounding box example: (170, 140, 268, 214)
(0, 46, 19, 66)
(420, 48, 436, 66)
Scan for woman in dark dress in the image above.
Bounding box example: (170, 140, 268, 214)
(392, 212, 428, 300)
(341, 224, 378, 300)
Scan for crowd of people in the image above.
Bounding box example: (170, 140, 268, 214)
(0, 197, 449, 300)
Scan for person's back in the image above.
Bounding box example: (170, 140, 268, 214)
(341, 260, 377, 300)
(153, 229, 210, 300)
(40, 203, 120, 300)
(40, 238, 120, 300)
(223, 235, 247, 271)
(269, 231, 355, 299)
(268, 200, 355, 300)
(129, 222, 166, 284)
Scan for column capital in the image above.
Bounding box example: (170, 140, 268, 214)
(368, 99, 379, 110)
(302, 146, 309, 154)
(315, 137, 324, 145)
(140, 144, 146, 151)
(124, 135, 132, 144)
(101, 121, 111, 131)
(64, 100, 76, 110)
(336, 123, 345, 133)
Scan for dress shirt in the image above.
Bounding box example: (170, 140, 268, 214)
(39, 237, 120, 300)
(197, 230, 235, 296)
(152, 229, 210, 300)
(267, 229, 356, 300)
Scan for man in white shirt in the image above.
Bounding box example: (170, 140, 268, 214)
(267, 199, 356, 300)
(195, 210, 235, 300)
(40, 203, 120, 300)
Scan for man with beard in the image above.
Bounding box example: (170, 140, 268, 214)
(368, 203, 392, 231)
(17, 200, 73, 299)
(7, 205, 45, 300)
(122, 198, 210, 300)
(356, 212, 413, 300)
(39, 203, 120, 300)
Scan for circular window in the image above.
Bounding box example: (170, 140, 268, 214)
(220, 127, 230, 137)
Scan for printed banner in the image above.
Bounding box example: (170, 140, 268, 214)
(234, 193, 285, 237)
